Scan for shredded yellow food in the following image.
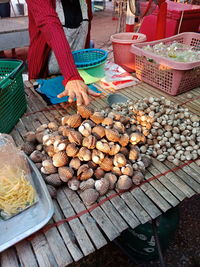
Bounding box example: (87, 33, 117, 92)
(0, 166, 36, 217)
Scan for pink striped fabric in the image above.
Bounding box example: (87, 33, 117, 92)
(26, 0, 82, 85)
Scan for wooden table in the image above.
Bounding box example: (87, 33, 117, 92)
(0, 80, 200, 267)
(0, 16, 29, 50)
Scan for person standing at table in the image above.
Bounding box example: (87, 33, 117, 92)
(26, 0, 99, 106)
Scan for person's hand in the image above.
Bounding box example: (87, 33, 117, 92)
(57, 80, 101, 106)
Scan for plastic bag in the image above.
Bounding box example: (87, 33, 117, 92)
(0, 134, 38, 220)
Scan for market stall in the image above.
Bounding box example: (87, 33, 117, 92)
(0, 76, 200, 266)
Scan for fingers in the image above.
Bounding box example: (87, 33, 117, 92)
(87, 89, 101, 97)
(81, 91, 90, 106)
(68, 91, 75, 103)
(57, 91, 68, 98)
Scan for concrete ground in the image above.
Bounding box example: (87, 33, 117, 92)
(1, 2, 200, 266)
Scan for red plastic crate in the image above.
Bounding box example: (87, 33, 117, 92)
(130, 32, 200, 96)
(139, 1, 200, 41)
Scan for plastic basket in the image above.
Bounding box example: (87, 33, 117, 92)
(0, 59, 26, 133)
(130, 32, 200, 96)
(72, 48, 108, 84)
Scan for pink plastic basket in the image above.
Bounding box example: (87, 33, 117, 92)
(130, 32, 200, 96)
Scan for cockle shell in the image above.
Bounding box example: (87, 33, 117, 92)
(119, 147, 129, 157)
(36, 124, 48, 133)
(80, 188, 99, 206)
(44, 145, 55, 157)
(66, 114, 82, 128)
(102, 117, 113, 126)
(88, 160, 98, 169)
(120, 116, 130, 125)
(92, 125, 105, 139)
(121, 164, 134, 176)
(96, 140, 110, 154)
(52, 151, 69, 167)
(44, 174, 62, 187)
(112, 166, 122, 176)
(119, 134, 129, 147)
(82, 135, 96, 149)
(77, 164, 94, 180)
(30, 150, 44, 163)
(129, 147, 139, 161)
(105, 128, 120, 142)
(99, 157, 113, 172)
(24, 131, 37, 143)
(77, 105, 93, 119)
(68, 178, 80, 191)
(109, 143, 121, 156)
(48, 122, 58, 131)
(79, 178, 95, 191)
(116, 175, 133, 190)
(21, 142, 35, 155)
(130, 132, 143, 145)
(61, 126, 72, 137)
(66, 143, 79, 157)
(108, 111, 121, 121)
(77, 147, 92, 161)
(95, 178, 110, 195)
(92, 149, 105, 164)
(36, 130, 49, 144)
(78, 123, 92, 137)
(132, 171, 144, 185)
(46, 184, 57, 198)
(42, 159, 57, 174)
(104, 173, 117, 189)
(54, 139, 68, 153)
(68, 130, 83, 145)
(113, 121, 125, 134)
(69, 158, 81, 170)
(113, 153, 127, 167)
(94, 167, 105, 179)
(61, 115, 70, 126)
(90, 112, 104, 124)
(58, 166, 74, 182)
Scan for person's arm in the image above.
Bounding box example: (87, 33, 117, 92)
(26, 0, 81, 84)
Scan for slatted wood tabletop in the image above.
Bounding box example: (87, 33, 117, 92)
(0, 80, 200, 267)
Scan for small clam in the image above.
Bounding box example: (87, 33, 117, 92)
(109, 143, 121, 156)
(92, 149, 105, 164)
(96, 140, 110, 154)
(112, 166, 122, 176)
(61, 115, 70, 126)
(141, 156, 152, 168)
(129, 147, 139, 161)
(48, 122, 58, 131)
(130, 132, 143, 145)
(102, 117, 113, 126)
(78, 124, 91, 137)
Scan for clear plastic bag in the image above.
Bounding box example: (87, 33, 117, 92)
(0, 134, 38, 220)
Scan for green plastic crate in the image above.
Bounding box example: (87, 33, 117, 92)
(0, 59, 26, 133)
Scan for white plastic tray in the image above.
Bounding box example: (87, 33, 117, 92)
(0, 157, 54, 252)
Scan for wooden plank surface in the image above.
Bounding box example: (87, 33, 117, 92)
(1, 80, 200, 267)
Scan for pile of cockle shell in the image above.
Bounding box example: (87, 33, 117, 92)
(21, 105, 152, 206)
(111, 96, 200, 166)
